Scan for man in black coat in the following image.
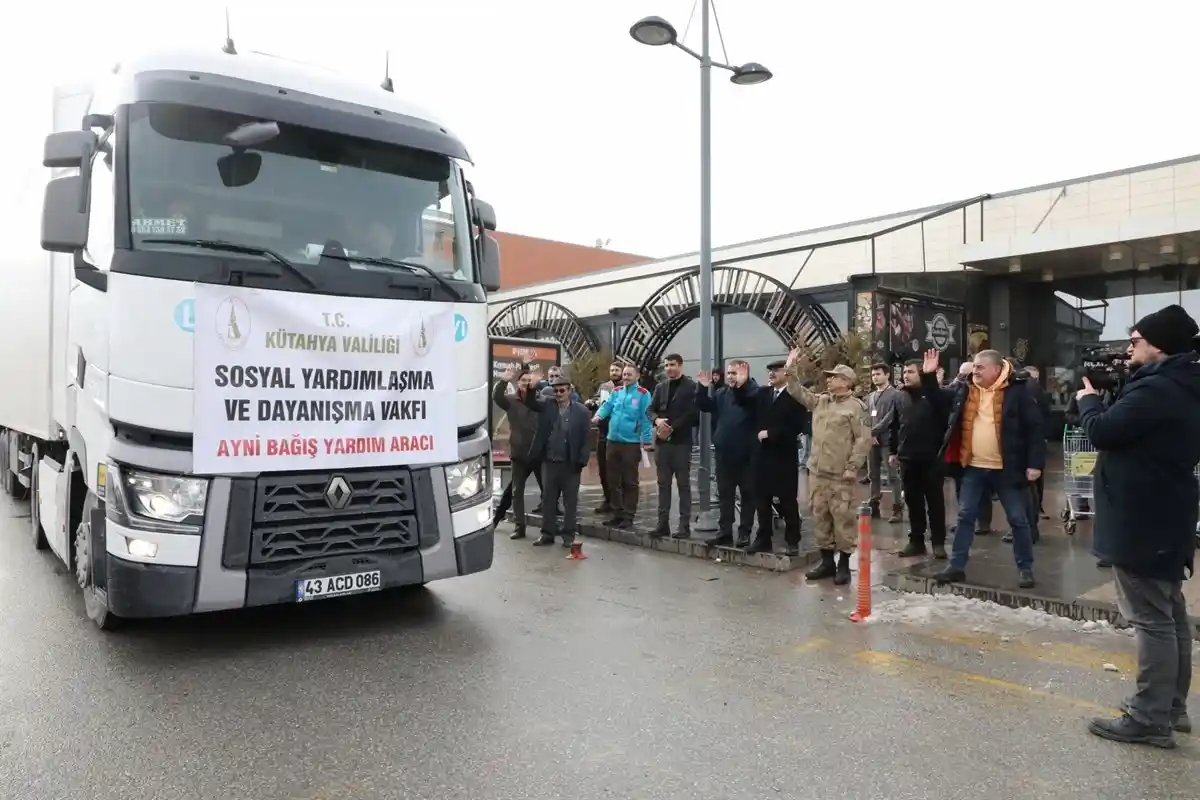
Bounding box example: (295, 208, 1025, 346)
(740, 359, 807, 556)
(695, 361, 759, 548)
(888, 350, 953, 559)
(532, 377, 594, 548)
(1080, 304, 1199, 749)
(491, 366, 549, 539)
(650, 353, 700, 539)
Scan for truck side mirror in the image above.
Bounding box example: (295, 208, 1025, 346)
(42, 175, 90, 253)
(474, 199, 497, 232)
(479, 234, 501, 291)
(44, 130, 97, 169)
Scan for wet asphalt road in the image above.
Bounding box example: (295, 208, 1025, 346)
(0, 493, 1197, 800)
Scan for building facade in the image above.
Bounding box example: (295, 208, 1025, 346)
(487, 153, 1200, 417)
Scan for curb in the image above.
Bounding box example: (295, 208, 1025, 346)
(883, 571, 1200, 641)
(521, 513, 819, 573)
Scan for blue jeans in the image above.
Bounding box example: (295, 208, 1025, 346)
(951, 467, 1034, 571)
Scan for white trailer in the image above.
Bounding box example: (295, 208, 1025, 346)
(0, 45, 501, 629)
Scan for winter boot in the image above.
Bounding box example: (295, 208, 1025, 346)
(834, 551, 852, 585)
(897, 537, 926, 557)
(887, 504, 904, 523)
(805, 549, 837, 580)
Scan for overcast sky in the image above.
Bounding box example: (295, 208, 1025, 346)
(9, 0, 1200, 260)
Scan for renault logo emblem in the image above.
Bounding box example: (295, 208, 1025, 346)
(324, 475, 353, 510)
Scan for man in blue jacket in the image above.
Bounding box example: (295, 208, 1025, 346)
(593, 363, 654, 529)
(695, 360, 759, 548)
(1079, 304, 1199, 749)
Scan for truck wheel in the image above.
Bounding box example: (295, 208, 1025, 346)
(74, 494, 121, 631)
(29, 444, 48, 550)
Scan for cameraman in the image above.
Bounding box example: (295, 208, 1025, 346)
(1065, 352, 1124, 566)
(1079, 304, 1199, 749)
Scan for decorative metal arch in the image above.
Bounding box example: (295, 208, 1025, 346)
(487, 298, 601, 362)
(616, 266, 841, 375)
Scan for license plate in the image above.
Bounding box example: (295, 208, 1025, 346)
(295, 570, 382, 602)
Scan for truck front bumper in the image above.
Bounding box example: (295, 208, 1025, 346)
(101, 430, 494, 619)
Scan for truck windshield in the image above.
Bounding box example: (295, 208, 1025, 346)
(126, 102, 474, 282)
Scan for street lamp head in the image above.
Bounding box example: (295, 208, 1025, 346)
(730, 62, 773, 86)
(629, 16, 678, 47)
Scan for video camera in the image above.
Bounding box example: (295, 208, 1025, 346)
(1080, 347, 1129, 393)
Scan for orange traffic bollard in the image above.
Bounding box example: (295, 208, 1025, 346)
(567, 539, 587, 560)
(849, 502, 872, 622)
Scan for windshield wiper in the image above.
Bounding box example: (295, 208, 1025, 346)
(321, 252, 464, 301)
(140, 238, 319, 290)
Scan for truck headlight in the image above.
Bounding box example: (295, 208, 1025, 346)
(107, 463, 208, 533)
(445, 456, 487, 508)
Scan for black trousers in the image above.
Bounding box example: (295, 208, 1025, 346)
(655, 441, 692, 527)
(596, 438, 612, 507)
(901, 459, 946, 546)
(716, 456, 754, 539)
(495, 459, 543, 529)
(540, 461, 581, 539)
(755, 467, 801, 547)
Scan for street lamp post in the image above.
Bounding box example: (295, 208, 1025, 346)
(630, 4, 772, 533)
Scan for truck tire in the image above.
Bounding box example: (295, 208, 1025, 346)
(75, 493, 121, 631)
(29, 444, 48, 551)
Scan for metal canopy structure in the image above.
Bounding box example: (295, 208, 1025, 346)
(486, 298, 601, 362)
(616, 266, 841, 375)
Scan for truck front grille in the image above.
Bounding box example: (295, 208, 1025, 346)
(249, 468, 419, 565)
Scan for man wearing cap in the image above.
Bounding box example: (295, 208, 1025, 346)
(784, 354, 872, 584)
(532, 376, 593, 548)
(1078, 304, 1199, 748)
(741, 359, 807, 555)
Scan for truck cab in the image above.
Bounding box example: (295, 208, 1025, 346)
(5, 46, 501, 629)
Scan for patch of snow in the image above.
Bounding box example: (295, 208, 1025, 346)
(859, 589, 1125, 638)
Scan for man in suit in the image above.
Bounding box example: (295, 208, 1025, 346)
(743, 359, 807, 556)
(650, 353, 699, 539)
(696, 361, 759, 547)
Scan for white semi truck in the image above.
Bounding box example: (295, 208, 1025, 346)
(0, 46, 501, 629)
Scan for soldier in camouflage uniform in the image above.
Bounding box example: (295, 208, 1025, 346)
(785, 355, 872, 585)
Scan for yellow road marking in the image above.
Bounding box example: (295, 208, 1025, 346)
(852, 649, 1119, 715)
(904, 628, 1141, 675)
(791, 637, 832, 653)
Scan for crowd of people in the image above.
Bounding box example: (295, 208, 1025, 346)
(490, 303, 1199, 749)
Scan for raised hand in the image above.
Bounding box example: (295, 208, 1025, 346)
(921, 348, 940, 374)
(696, 371, 711, 387)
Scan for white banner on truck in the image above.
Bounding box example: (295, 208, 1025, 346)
(192, 284, 456, 473)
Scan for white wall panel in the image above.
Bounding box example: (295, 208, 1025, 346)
(491, 155, 1200, 325)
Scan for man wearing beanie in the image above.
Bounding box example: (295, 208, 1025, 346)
(1078, 303, 1199, 749)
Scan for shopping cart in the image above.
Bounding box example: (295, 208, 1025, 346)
(1060, 428, 1097, 535)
